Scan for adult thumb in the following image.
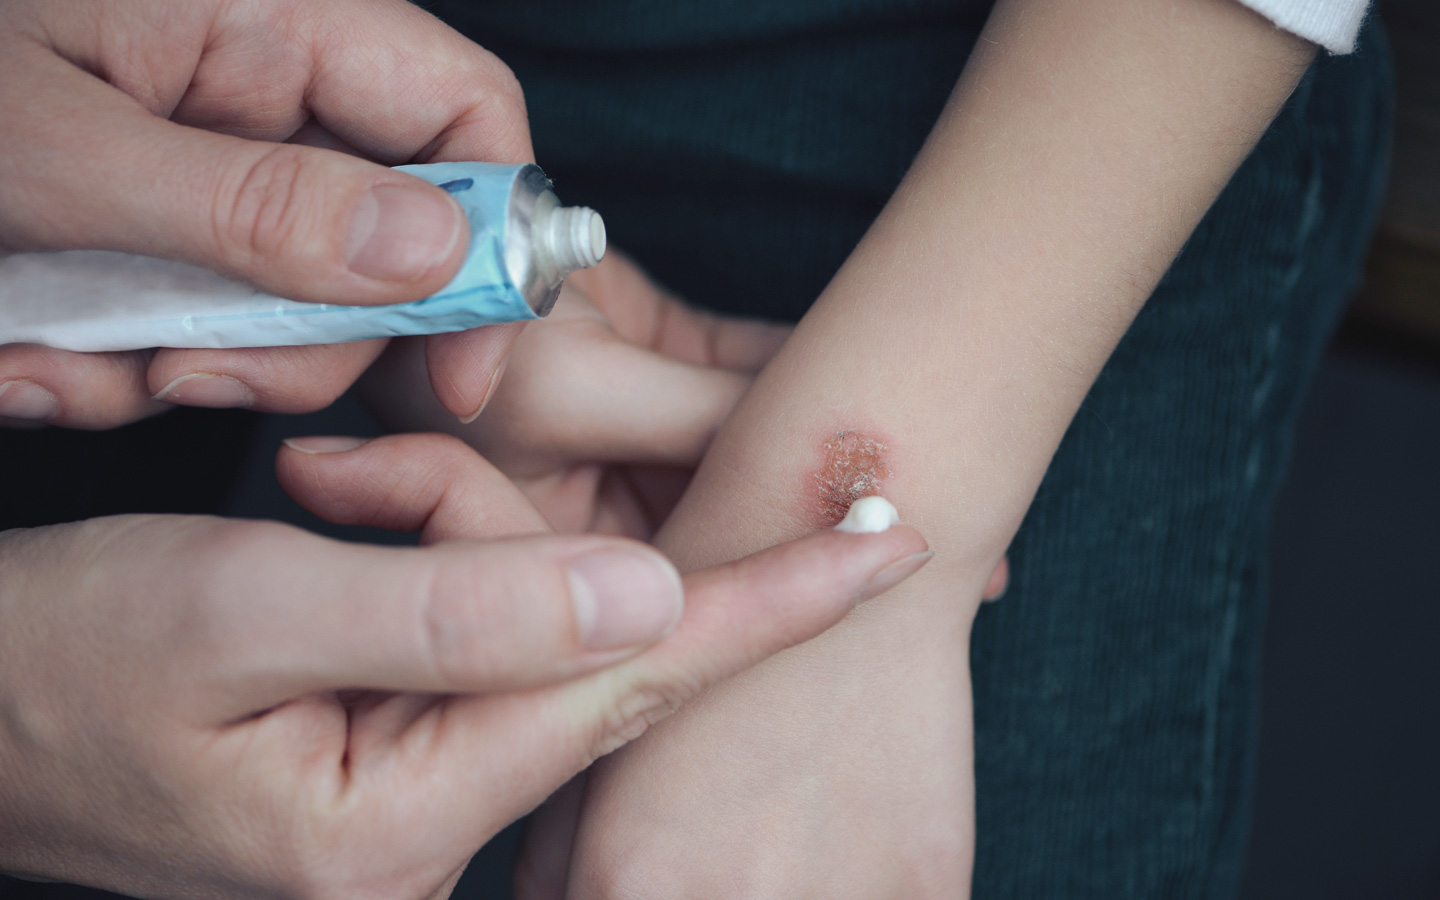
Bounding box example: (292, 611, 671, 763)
(0, 49, 468, 306)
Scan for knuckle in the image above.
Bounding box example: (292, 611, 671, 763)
(454, 49, 526, 126)
(420, 432, 482, 476)
(458, 55, 531, 159)
(270, 344, 377, 410)
(589, 675, 698, 762)
(416, 39, 531, 161)
(381, 434, 477, 502)
(214, 144, 327, 271)
(478, 54, 525, 110)
(0, 342, 49, 379)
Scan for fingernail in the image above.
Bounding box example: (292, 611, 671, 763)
(459, 359, 507, 425)
(982, 557, 1010, 603)
(283, 436, 369, 454)
(568, 548, 684, 651)
(983, 574, 1009, 603)
(859, 551, 934, 602)
(153, 373, 256, 408)
(0, 380, 59, 421)
(347, 183, 463, 283)
(834, 496, 900, 534)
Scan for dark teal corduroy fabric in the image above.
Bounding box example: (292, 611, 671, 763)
(431, 3, 1394, 896)
(436, 0, 989, 323)
(968, 31, 1391, 897)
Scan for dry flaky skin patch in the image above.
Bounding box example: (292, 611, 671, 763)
(814, 430, 889, 526)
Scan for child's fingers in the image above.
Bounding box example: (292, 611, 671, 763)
(365, 316, 752, 472)
(574, 250, 792, 373)
(480, 329, 751, 468)
(647, 301, 793, 374)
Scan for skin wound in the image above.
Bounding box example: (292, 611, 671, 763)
(814, 430, 889, 526)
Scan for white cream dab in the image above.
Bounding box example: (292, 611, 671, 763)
(833, 495, 900, 534)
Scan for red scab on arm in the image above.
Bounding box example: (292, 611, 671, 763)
(812, 430, 890, 527)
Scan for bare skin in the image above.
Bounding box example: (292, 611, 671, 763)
(0, 433, 932, 899)
(0, 0, 530, 427)
(532, 0, 1318, 896)
(0, 5, 946, 895)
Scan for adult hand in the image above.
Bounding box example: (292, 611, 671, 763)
(362, 250, 792, 538)
(0, 0, 530, 430)
(0, 431, 932, 899)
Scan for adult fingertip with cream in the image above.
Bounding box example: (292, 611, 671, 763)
(833, 495, 900, 534)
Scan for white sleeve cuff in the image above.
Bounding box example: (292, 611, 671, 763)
(1236, 0, 1371, 53)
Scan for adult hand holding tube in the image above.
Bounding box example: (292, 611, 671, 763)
(0, 0, 532, 427)
(0, 432, 932, 899)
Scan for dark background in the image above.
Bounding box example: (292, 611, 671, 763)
(1237, 325, 1440, 898)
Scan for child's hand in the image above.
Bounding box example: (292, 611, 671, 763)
(362, 250, 791, 538)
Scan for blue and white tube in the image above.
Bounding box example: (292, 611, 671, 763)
(0, 162, 606, 352)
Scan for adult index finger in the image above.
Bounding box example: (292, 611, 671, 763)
(379, 511, 932, 837)
(192, 0, 535, 166)
(181, 524, 687, 721)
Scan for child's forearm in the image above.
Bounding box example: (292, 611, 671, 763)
(564, 3, 1321, 894)
(655, 0, 1314, 588)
